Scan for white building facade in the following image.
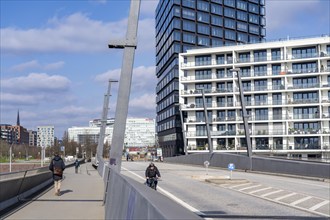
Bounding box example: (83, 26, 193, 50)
(179, 36, 330, 159)
(37, 126, 55, 147)
(68, 118, 156, 148)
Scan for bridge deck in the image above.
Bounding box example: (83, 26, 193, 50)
(4, 162, 104, 220)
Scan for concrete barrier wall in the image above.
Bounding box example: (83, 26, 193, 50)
(165, 153, 330, 179)
(0, 160, 82, 213)
(0, 171, 53, 212)
(105, 166, 202, 220)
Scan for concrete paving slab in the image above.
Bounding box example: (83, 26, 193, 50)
(4, 162, 104, 220)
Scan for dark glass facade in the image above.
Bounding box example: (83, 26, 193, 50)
(155, 0, 266, 157)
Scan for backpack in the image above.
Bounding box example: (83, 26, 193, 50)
(53, 160, 63, 176)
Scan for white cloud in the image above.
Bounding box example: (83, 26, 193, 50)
(140, 0, 158, 17)
(10, 60, 65, 72)
(1, 12, 155, 54)
(0, 92, 44, 105)
(94, 65, 156, 93)
(1, 73, 71, 93)
(129, 93, 156, 110)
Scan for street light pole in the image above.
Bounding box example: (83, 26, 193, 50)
(179, 104, 187, 155)
(202, 89, 213, 153)
(231, 68, 253, 170)
(108, 0, 141, 173)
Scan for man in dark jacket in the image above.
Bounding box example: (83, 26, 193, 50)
(49, 152, 65, 196)
(145, 162, 161, 190)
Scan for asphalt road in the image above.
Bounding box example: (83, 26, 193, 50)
(121, 161, 330, 219)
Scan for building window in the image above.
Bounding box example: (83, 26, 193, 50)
(212, 27, 223, 37)
(211, 3, 222, 15)
(292, 47, 317, 59)
(255, 94, 267, 105)
(254, 65, 267, 76)
(183, 33, 196, 44)
(224, 30, 236, 40)
(237, 32, 248, 42)
(293, 92, 318, 105)
(197, 36, 210, 46)
(294, 137, 320, 149)
(224, 0, 235, 7)
(293, 77, 318, 89)
(272, 94, 282, 105)
(237, 11, 248, 21)
(272, 64, 281, 75)
(238, 53, 250, 63)
(249, 14, 259, 24)
(271, 48, 281, 60)
(255, 108, 268, 120)
(195, 69, 212, 80)
(197, 0, 209, 12)
(182, 0, 195, 9)
(237, 22, 248, 31)
(249, 3, 259, 14)
(197, 23, 210, 35)
(254, 50, 267, 62)
(182, 8, 196, 20)
(183, 20, 196, 32)
(249, 24, 259, 34)
(195, 55, 211, 66)
(224, 8, 235, 18)
(211, 15, 223, 26)
(216, 55, 225, 64)
(254, 79, 267, 91)
(212, 39, 223, 46)
(197, 11, 210, 23)
(292, 62, 317, 74)
(237, 0, 247, 10)
(224, 18, 236, 29)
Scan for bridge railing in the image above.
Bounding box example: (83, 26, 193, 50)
(0, 159, 84, 213)
(104, 165, 202, 220)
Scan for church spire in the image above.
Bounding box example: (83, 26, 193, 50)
(17, 110, 20, 126)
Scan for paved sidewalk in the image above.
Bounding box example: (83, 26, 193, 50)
(4, 162, 105, 220)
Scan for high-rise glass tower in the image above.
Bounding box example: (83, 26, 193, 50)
(155, 0, 266, 156)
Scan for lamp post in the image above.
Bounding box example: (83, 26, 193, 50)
(179, 104, 188, 155)
(230, 68, 253, 170)
(201, 89, 213, 153)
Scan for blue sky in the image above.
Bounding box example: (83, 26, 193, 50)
(1, 0, 329, 138)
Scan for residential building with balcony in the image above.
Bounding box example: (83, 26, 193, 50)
(155, 0, 266, 157)
(178, 35, 330, 159)
(37, 126, 55, 148)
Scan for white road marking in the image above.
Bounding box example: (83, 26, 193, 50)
(290, 196, 312, 206)
(238, 184, 262, 191)
(274, 192, 297, 201)
(122, 167, 206, 218)
(249, 187, 272, 194)
(229, 182, 252, 189)
(309, 200, 330, 211)
(261, 189, 283, 197)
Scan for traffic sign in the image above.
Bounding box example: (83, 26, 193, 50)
(228, 163, 235, 171)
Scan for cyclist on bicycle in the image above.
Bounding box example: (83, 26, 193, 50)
(145, 162, 161, 190)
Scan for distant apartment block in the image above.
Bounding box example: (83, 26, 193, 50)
(68, 118, 156, 148)
(0, 124, 29, 144)
(28, 130, 37, 146)
(179, 35, 330, 159)
(37, 126, 55, 147)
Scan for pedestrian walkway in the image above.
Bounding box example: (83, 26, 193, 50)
(3, 162, 105, 220)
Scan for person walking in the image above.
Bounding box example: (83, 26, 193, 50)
(74, 159, 80, 174)
(49, 152, 65, 196)
(145, 162, 161, 190)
